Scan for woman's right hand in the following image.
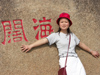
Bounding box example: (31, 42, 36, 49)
(20, 45, 32, 53)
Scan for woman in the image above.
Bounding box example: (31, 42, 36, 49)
(21, 12, 99, 75)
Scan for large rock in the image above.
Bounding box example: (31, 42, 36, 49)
(0, 0, 100, 75)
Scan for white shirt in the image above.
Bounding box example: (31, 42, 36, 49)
(45, 32, 80, 57)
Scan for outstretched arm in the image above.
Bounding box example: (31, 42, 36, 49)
(21, 38, 49, 53)
(78, 41, 100, 58)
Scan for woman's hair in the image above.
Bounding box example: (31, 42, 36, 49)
(56, 18, 72, 36)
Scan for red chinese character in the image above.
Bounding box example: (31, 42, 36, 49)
(2, 21, 12, 45)
(39, 17, 51, 23)
(13, 20, 28, 42)
(33, 17, 54, 40)
(1, 20, 28, 45)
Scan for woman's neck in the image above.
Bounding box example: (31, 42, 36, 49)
(60, 30, 68, 34)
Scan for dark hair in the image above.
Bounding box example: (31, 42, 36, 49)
(56, 18, 72, 35)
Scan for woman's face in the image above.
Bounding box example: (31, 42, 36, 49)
(59, 18, 70, 30)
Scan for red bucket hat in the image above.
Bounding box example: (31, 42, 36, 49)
(56, 12, 72, 26)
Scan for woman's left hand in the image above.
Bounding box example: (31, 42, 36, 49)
(91, 51, 100, 58)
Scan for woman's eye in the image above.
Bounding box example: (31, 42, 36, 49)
(65, 21, 68, 23)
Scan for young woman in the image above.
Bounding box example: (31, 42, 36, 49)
(21, 12, 99, 75)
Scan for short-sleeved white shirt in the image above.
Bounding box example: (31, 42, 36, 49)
(45, 32, 80, 57)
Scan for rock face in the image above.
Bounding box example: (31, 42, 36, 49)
(0, 0, 100, 75)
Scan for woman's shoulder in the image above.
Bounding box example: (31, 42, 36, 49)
(70, 32, 77, 38)
(70, 32, 80, 40)
(70, 32, 75, 36)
